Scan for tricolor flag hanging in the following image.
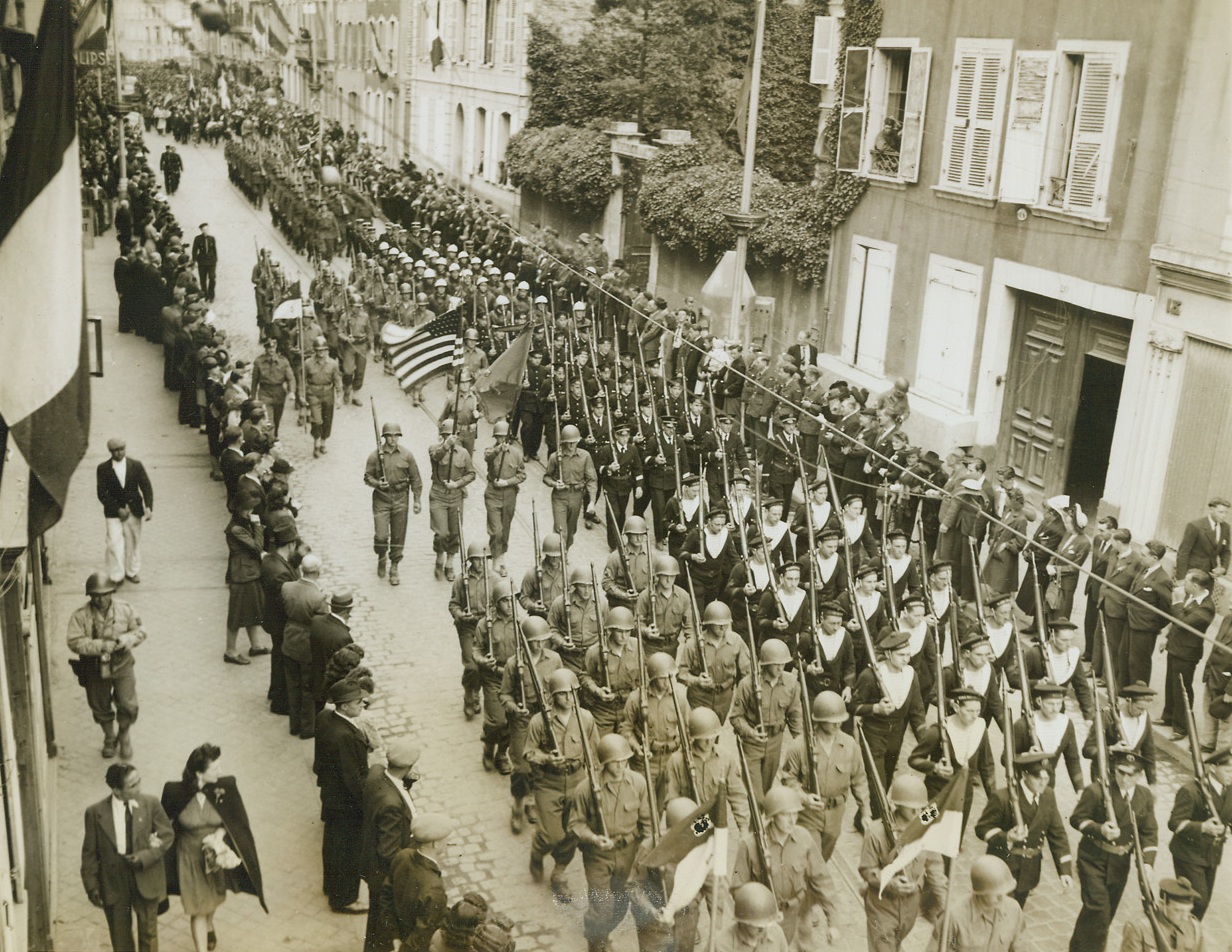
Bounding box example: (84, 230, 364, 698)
(475, 329, 531, 423)
(878, 767, 968, 896)
(368, 20, 390, 76)
(73, 0, 109, 51)
(381, 309, 463, 392)
(644, 789, 728, 917)
(0, 0, 91, 538)
(427, 0, 444, 70)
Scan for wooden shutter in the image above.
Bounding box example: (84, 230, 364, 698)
(999, 50, 1056, 204)
(897, 47, 931, 183)
(940, 46, 1009, 194)
(810, 16, 837, 85)
(1062, 53, 1118, 214)
(837, 47, 871, 173)
(501, 0, 517, 66)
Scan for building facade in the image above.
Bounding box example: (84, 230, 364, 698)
(819, 0, 1230, 546)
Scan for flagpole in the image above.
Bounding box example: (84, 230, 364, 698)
(112, 0, 127, 194)
(706, 862, 721, 952)
(723, 0, 767, 345)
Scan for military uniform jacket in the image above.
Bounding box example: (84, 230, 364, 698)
(1121, 912, 1204, 952)
(859, 818, 948, 905)
(935, 896, 1025, 952)
(602, 548, 652, 602)
(1168, 778, 1232, 869)
(500, 648, 562, 714)
(797, 628, 856, 697)
(663, 745, 751, 829)
(681, 527, 738, 589)
(733, 825, 836, 920)
(851, 665, 928, 745)
(365, 445, 423, 499)
(582, 638, 645, 707)
(428, 441, 475, 491)
(1071, 780, 1157, 863)
(525, 706, 599, 779)
(729, 671, 804, 738)
(251, 353, 295, 401)
(474, 610, 524, 670)
(1022, 643, 1094, 718)
(543, 446, 598, 497)
(569, 771, 651, 846)
(908, 718, 997, 799)
(632, 585, 694, 655)
(601, 440, 645, 493)
(620, 683, 689, 756)
(483, 440, 526, 491)
(676, 629, 751, 695)
(781, 731, 870, 833)
(699, 431, 748, 486)
(975, 784, 1073, 880)
(448, 570, 488, 628)
(548, 591, 608, 651)
(1082, 711, 1158, 785)
(520, 562, 565, 615)
(1012, 715, 1085, 793)
(303, 354, 342, 398)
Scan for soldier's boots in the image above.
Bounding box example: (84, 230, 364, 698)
(377, 555, 388, 579)
(434, 552, 446, 580)
(444, 557, 456, 582)
(388, 563, 400, 586)
(529, 849, 545, 882)
(101, 721, 118, 759)
(550, 865, 572, 901)
(523, 796, 539, 826)
(351, 393, 363, 407)
(343, 387, 353, 405)
(483, 741, 496, 772)
(463, 688, 480, 720)
(117, 727, 133, 761)
(495, 744, 513, 776)
(510, 797, 524, 835)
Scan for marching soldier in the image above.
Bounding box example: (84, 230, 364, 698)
(448, 543, 491, 720)
(519, 532, 566, 619)
(620, 651, 689, 805)
(1068, 747, 1157, 952)
(662, 707, 750, 829)
(526, 669, 597, 901)
(676, 600, 752, 723)
(601, 515, 652, 610)
(336, 289, 369, 406)
(851, 630, 928, 816)
(428, 418, 475, 581)
(797, 601, 856, 702)
(858, 775, 948, 952)
(581, 606, 644, 734)
(549, 565, 609, 676)
(569, 734, 653, 952)
(780, 691, 870, 861)
(600, 422, 645, 551)
(726, 536, 775, 639)
(908, 687, 997, 832)
(731, 785, 839, 945)
(756, 561, 812, 649)
(931, 856, 1024, 952)
(941, 633, 1005, 726)
(635, 555, 695, 657)
(443, 371, 482, 455)
(974, 750, 1073, 908)
(1012, 679, 1086, 794)
(643, 418, 681, 548)
(1120, 877, 1205, 952)
(475, 579, 523, 775)
(251, 336, 296, 437)
(682, 505, 738, 610)
(700, 412, 748, 502)
(1022, 620, 1096, 721)
(718, 882, 789, 952)
(483, 420, 526, 576)
(363, 422, 423, 586)
(729, 638, 804, 798)
(303, 336, 342, 458)
(664, 471, 704, 557)
(1082, 680, 1159, 785)
(543, 424, 599, 549)
(500, 615, 562, 835)
(1166, 745, 1232, 919)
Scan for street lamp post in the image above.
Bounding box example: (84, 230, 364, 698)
(112, 0, 127, 195)
(721, 0, 768, 344)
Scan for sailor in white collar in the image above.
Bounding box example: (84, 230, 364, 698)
(983, 593, 1022, 681)
(791, 478, 836, 543)
(1022, 620, 1095, 722)
(1081, 680, 1158, 785)
(665, 472, 704, 555)
(841, 562, 889, 664)
(1012, 679, 1086, 793)
(908, 686, 997, 827)
(758, 498, 795, 567)
(923, 559, 957, 665)
(840, 494, 879, 566)
(942, 633, 1004, 726)
(726, 469, 755, 529)
(897, 594, 938, 702)
(805, 527, 847, 603)
(883, 528, 920, 604)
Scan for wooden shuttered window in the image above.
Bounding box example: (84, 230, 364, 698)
(939, 42, 1010, 196)
(1060, 54, 1118, 214)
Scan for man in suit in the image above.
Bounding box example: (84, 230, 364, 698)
(786, 327, 822, 370)
(1123, 540, 1174, 687)
(975, 751, 1073, 908)
(97, 439, 154, 586)
(383, 814, 454, 951)
(310, 591, 356, 708)
(1083, 516, 1118, 663)
(81, 763, 174, 952)
(1162, 570, 1218, 740)
(362, 740, 421, 952)
(282, 554, 329, 738)
(1176, 497, 1231, 579)
(1096, 528, 1138, 683)
(260, 519, 300, 717)
(191, 222, 217, 301)
(314, 679, 371, 914)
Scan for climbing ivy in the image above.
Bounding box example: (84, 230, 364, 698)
(505, 125, 620, 218)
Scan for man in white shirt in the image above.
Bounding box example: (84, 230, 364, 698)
(95, 438, 154, 585)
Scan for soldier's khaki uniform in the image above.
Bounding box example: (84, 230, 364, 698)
(303, 350, 342, 453)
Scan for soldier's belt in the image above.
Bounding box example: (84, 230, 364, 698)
(818, 794, 846, 808)
(539, 759, 583, 776)
(650, 741, 679, 754)
(764, 723, 786, 736)
(556, 484, 585, 492)
(1083, 836, 1131, 856)
(1009, 846, 1042, 858)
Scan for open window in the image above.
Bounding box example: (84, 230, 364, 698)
(837, 43, 931, 183)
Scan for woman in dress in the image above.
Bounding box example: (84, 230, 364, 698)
(224, 503, 266, 664)
(161, 744, 267, 950)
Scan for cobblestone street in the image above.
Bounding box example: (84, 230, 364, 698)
(43, 133, 1230, 952)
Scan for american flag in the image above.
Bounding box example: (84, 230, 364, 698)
(381, 309, 463, 392)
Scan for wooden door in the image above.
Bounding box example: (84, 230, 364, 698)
(1001, 294, 1080, 493)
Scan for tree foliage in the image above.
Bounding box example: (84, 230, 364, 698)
(505, 125, 620, 218)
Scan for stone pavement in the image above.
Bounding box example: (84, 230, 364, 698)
(45, 129, 1230, 952)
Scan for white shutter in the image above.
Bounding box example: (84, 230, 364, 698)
(897, 47, 931, 183)
(916, 260, 982, 408)
(837, 47, 871, 173)
(999, 50, 1056, 204)
(1062, 53, 1118, 214)
(940, 45, 1010, 195)
(809, 16, 837, 85)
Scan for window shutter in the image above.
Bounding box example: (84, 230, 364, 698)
(897, 47, 931, 183)
(999, 50, 1056, 204)
(837, 47, 871, 173)
(1063, 54, 1117, 214)
(941, 47, 1010, 195)
(809, 17, 837, 85)
(501, 0, 517, 66)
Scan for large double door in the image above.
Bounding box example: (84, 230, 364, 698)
(998, 293, 1129, 515)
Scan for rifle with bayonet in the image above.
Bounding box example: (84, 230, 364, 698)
(855, 718, 896, 848)
(574, 687, 609, 839)
(683, 565, 709, 678)
(605, 494, 638, 601)
(518, 623, 557, 751)
(1000, 672, 1025, 831)
(634, 619, 661, 841)
(370, 398, 387, 485)
(1030, 550, 1060, 684)
(1180, 679, 1228, 836)
(671, 678, 699, 800)
(735, 735, 779, 906)
(531, 503, 546, 613)
(1129, 806, 1173, 952)
(591, 565, 609, 688)
(1090, 675, 1119, 825)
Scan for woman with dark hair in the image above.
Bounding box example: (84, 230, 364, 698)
(224, 505, 266, 665)
(161, 744, 266, 951)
